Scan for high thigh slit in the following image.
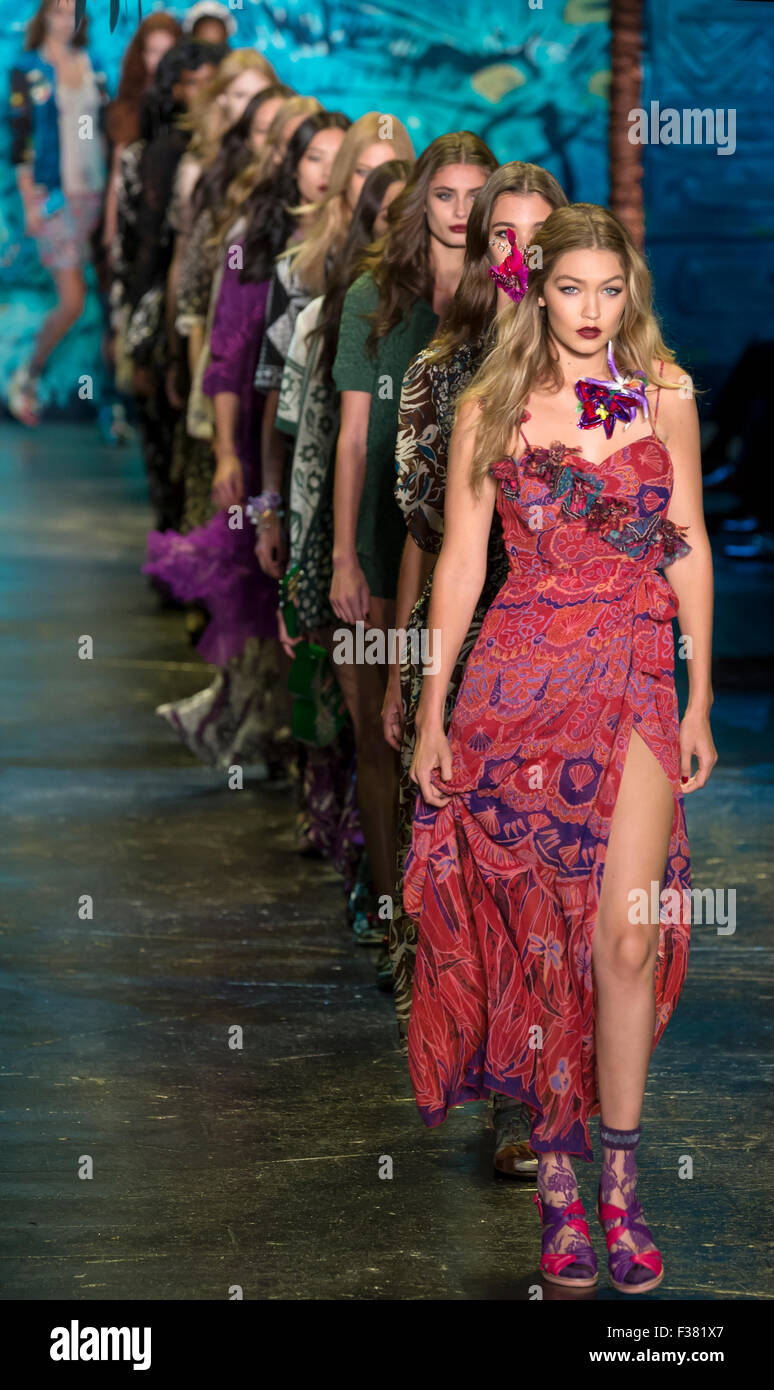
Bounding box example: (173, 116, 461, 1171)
(402, 411, 692, 1160)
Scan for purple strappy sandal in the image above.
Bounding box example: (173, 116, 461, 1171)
(533, 1192, 599, 1288)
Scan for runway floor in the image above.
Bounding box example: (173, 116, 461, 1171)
(1, 423, 772, 1301)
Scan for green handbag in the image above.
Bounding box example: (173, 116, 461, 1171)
(282, 565, 348, 746)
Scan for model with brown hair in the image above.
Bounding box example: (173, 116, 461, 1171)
(325, 131, 497, 938)
(101, 12, 182, 253)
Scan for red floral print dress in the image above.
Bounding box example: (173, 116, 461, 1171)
(403, 411, 692, 1160)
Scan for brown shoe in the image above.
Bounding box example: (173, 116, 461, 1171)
(492, 1094, 538, 1179)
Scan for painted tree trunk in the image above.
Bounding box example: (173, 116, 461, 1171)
(609, 0, 645, 249)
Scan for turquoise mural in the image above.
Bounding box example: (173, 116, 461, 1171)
(642, 0, 774, 395)
(0, 0, 610, 411)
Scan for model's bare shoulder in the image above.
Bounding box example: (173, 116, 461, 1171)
(453, 394, 484, 431)
(650, 358, 691, 387)
(649, 364, 700, 458)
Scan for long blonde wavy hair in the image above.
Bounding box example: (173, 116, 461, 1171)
(280, 112, 416, 294)
(184, 49, 279, 162)
(208, 94, 321, 248)
(462, 203, 678, 493)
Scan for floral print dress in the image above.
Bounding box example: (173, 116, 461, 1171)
(403, 404, 692, 1159)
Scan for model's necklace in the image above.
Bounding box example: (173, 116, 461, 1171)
(575, 340, 649, 439)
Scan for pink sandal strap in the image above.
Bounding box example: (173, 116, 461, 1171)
(534, 1193, 597, 1278)
(598, 1194, 663, 1283)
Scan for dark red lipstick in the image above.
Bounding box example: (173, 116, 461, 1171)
(577, 327, 602, 338)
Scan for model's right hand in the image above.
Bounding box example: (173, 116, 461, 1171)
(211, 452, 243, 510)
(329, 559, 370, 625)
(410, 723, 453, 807)
(381, 670, 404, 752)
(277, 605, 305, 661)
(255, 514, 286, 579)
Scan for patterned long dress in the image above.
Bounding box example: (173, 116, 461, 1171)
(389, 340, 508, 1048)
(403, 412, 692, 1159)
(275, 296, 340, 633)
(275, 296, 363, 891)
(173, 205, 220, 535)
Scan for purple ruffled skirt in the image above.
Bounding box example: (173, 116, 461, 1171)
(143, 511, 279, 666)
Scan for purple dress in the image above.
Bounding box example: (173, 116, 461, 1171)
(143, 254, 279, 665)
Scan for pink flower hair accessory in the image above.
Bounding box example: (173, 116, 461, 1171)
(489, 228, 529, 303)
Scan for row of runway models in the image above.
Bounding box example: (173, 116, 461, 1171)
(9, 0, 718, 1293)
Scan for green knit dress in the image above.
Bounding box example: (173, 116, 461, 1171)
(332, 272, 439, 600)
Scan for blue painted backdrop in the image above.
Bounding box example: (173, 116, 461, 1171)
(1, 1, 772, 411)
(0, 0, 611, 409)
(642, 0, 774, 397)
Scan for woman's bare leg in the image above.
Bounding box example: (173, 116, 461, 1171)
(592, 727, 674, 1272)
(314, 625, 362, 743)
(593, 728, 673, 1124)
(29, 267, 87, 376)
(536, 731, 674, 1277)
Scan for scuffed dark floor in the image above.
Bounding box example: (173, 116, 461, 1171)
(0, 423, 772, 1300)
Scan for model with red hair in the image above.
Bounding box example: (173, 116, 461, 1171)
(102, 12, 182, 252)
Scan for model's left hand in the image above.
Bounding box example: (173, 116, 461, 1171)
(679, 707, 717, 791)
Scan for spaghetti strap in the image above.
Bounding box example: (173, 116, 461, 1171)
(653, 359, 664, 426)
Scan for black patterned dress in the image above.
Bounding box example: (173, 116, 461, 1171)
(389, 338, 508, 1047)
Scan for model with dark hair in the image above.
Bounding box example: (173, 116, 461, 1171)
(182, 1, 236, 45)
(110, 38, 225, 533)
(406, 203, 715, 1293)
(8, 0, 110, 424)
(327, 131, 497, 941)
